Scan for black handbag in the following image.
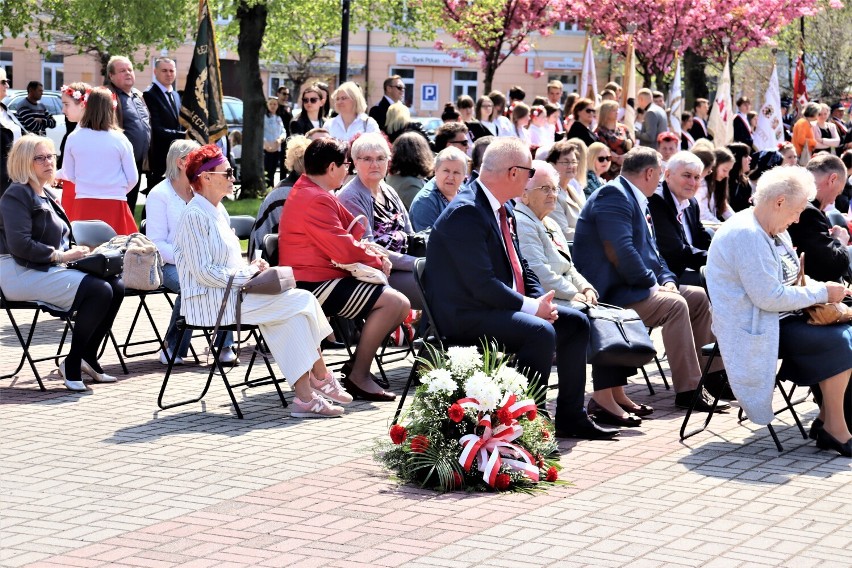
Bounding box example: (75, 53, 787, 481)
(583, 303, 656, 367)
(66, 250, 124, 278)
(406, 229, 430, 257)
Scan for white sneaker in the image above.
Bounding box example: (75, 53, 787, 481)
(57, 360, 87, 392)
(310, 372, 353, 404)
(158, 348, 184, 366)
(80, 359, 117, 383)
(290, 393, 344, 418)
(218, 347, 239, 366)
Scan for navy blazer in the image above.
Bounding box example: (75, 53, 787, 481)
(573, 177, 675, 306)
(368, 97, 391, 132)
(143, 84, 184, 177)
(424, 182, 544, 334)
(647, 182, 712, 279)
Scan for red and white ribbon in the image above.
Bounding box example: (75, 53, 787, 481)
(458, 413, 539, 486)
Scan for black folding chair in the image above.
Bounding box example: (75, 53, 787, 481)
(157, 317, 284, 419)
(680, 343, 808, 452)
(230, 215, 256, 257)
(262, 233, 279, 266)
(639, 327, 670, 395)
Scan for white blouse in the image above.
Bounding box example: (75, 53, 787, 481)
(325, 113, 379, 142)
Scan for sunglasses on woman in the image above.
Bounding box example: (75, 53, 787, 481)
(302, 97, 319, 104)
(207, 168, 235, 179)
(596, 156, 612, 163)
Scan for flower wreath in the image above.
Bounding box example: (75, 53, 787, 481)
(374, 342, 566, 493)
(60, 84, 88, 103)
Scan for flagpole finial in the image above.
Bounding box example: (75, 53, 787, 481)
(722, 37, 730, 48)
(626, 23, 637, 35)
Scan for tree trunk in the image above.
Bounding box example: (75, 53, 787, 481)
(683, 49, 709, 109)
(236, 1, 268, 199)
(98, 52, 111, 81)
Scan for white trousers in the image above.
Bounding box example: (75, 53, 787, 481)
(240, 288, 333, 387)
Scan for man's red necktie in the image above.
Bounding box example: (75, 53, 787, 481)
(498, 206, 525, 296)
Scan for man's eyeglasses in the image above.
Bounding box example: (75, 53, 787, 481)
(511, 165, 536, 178)
(207, 168, 235, 179)
(33, 154, 57, 164)
(530, 185, 559, 195)
(596, 156, 612, 163)
(449, 139, 470, 147)
(392, 85, 405, 91)
(583, 108, 596, 114)
(302, 97, 319, 104)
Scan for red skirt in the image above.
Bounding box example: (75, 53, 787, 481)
(73, 198, 138, 235)
(59, 181, 76, 216)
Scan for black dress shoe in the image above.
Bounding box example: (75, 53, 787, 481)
(703, 371, 737, 400)
(555, 415, 619, 440)
(321, 338, 346, 350)
(809, 418, 824, 440)
(617, 402, 654, 417)
(341, 360, 390, 389)
(815, 428, 852, 457)
(340, 376, 396, 402)
(587, 398, 642, 427)
(674, 387, 731, 412)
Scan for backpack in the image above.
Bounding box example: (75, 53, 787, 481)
(94, 233, 163, 290)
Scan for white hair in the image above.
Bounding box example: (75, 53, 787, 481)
(526, 160, 559, 189)
(434, 146, 468, 170)
(481, 137, 530, 173)
(752, 165, 816, 207)
(350, 132, 391, 159)
(666, 151, 704, 174)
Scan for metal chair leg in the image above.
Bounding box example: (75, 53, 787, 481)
(679, 349, 721, 441)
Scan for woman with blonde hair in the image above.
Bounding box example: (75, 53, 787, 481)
(594, 100, 633, 179)
(61, 86, 138, 233)
(325, 81, 379, 142)
(585, 142, 611, 197)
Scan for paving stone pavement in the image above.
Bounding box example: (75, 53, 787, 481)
(1, 295, 851, 568)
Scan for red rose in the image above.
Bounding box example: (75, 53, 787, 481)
(448, 403, 465, 423)
(545, 466, 558, 482)
(526, 408, 538, 421)
(389, 424, 407, 445)
(541, 429, 550, 439)
(496, 406, 513, 426)
(495, 473, 511, 491)
(410, 435, 429, 453)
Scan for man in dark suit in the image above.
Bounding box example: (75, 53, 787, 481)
(733, 96, 755, 151)
(143, 57, 185, 190)
(368, 75, 405, 133)
(689, 98, 713, 142)
(788, 154, 852, 283)
(648, 151, 713, 286)
(574, 147, 727, 411)
(424, 138, 618, 440)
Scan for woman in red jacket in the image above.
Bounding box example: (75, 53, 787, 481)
(279, 138, 409, 401)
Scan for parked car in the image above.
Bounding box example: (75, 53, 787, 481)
(2, 89, 66, 155)
(222, 96, 243, 133)
(410, 116, 442, 142)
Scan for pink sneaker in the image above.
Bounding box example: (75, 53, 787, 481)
(290, 393, 344, 418)
(310, 372, 354, 404)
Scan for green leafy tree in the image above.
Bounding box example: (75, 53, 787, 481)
(2, 0, 194, 77)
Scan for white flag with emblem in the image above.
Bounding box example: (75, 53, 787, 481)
(754, 63, 784, 151)
(707, 54, 733, 148)
(668, 54, 683, 136)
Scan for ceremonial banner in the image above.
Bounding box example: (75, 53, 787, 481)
(668, 54, 683, 136)
(793, 53, 808, 116)
(179, 0, 227, 144)
(621, 36, 637, 137)
(707, 54, 733, 148)
(579, 37, 598, 102)
(754, 63, 784, 151)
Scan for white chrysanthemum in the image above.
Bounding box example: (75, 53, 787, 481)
(464, 371, 502, 411)
(446, 346, 482, 375)
(426, 371, 458, 394)
(496, 366, 528, 395)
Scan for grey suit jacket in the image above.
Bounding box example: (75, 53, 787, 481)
(637, 103, 668, 149)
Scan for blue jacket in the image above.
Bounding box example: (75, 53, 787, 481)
(573, 176, 675, 306)
(424, 181, 543, 334)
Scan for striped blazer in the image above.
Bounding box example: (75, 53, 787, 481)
(174, 194, 258, 326)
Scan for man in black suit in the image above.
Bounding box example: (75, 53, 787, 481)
(142, 57, 185, 190)
(788, 154, 852, 283)
(648, 151, 713, 287)
(733, 96, 755, 151)
(424, 138, 618, 440)
(368, 75, 405, 133)
(689, 98, 713, 142)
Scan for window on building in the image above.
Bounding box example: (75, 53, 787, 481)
(389, 67, 414, 107)
(42, 54, 64, 91)
(0, 52, 12, 87)
(268, 75, 292, 97)
(452, 70, 478, 102)
(556, 21, 583, 33)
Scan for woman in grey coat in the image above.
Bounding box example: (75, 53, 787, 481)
(706, 166, 852, 457)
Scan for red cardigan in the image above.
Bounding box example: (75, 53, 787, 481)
(279, 175, 384, 282)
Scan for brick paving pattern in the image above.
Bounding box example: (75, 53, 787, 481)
(1, 295, 850, 567)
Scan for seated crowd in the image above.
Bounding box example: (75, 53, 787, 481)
(2, 72, 851, 457)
